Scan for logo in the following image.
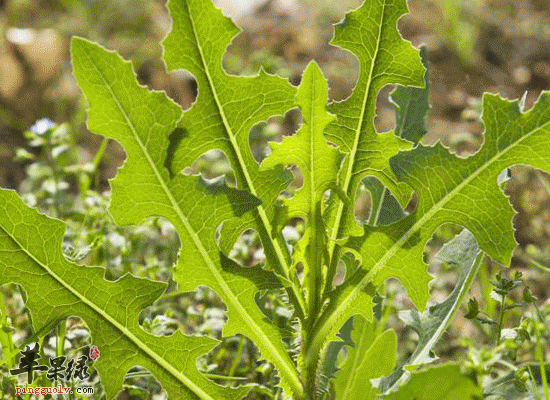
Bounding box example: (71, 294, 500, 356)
(10, 342, 97, 396)
(89, 345, 100, 361)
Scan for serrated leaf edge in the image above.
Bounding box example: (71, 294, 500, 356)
(0, 192, 216, 400)
(72, 36, 304, 397)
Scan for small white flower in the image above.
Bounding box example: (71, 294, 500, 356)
(501, 328, 517, 340)
(30, 118, 55, 135)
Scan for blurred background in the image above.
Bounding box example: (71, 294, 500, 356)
(1, 0, 550, 399)
(4, 0, 550, 262)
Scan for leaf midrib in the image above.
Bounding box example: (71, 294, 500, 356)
(0, 221, 214, 400)
(394, 94, 413, 139)
(309, 68, 316, 225)
(316, 105, 550, 350)
(306, 0, 389, 375)
(81, 45, 303, 397)
(181, 2, 296, 284)
(327, 0, 388, 263)
(182, 6, 305, 393)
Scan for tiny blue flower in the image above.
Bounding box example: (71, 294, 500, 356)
(30, 118, 55, 135)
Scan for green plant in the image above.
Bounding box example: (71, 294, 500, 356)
(1, 0, 550, 399)
(434, 0, 480, 65)
(462, 270, 550, 400)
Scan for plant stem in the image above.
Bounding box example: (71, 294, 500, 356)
(92, 137, 109, 190)
(496, 292, 506, 346)
(228, 336, 245, 381)
(537, 333, 549, 400)
(303, 207, 326, 399)
(527, 366, 542, 400)
(0, 289, 15, 369)
(307, 208, 324, 324)
(46, 141, 61, 217)
(368, 186, 386, 226)
(478, 260, 495, 317)
(529, 258, 550, 273)
(202, 374, 246, 381)
(57, 320, 66, 357)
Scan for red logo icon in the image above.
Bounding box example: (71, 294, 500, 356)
(89, 346, 100, 361)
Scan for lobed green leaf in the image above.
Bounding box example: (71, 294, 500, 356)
(163, 0, 299, 288)
(0, 189, 247, 400)
(324, 0, 425, 239)
(71, 37, 303, 397)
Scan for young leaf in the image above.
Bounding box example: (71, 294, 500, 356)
(382, 363, 481, 400)
(71, 38, 303, 397)
(333, 316, 397, 400)
(260, 61, 339, 316)
(0, 189, 247, 400)
(464, 298, 480, 319)
(379, 229, 483, 392)
(260, 61, 338, 223)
